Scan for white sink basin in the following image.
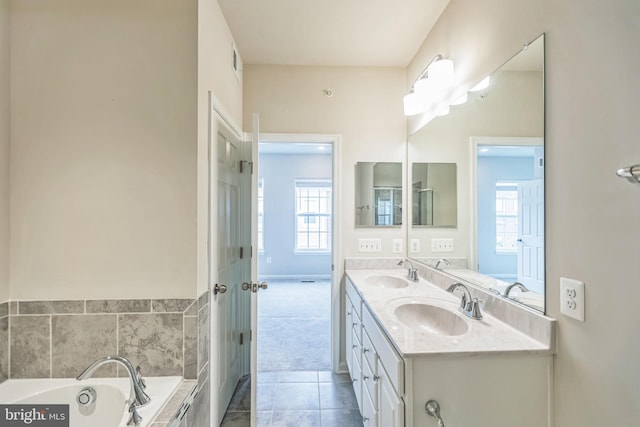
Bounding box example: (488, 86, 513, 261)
(366, 275, 410, 289)
(394, 303, 469, 336)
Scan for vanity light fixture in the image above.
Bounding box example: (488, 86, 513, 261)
(403, 54, 456, 117)
(470, 76, 491, 92)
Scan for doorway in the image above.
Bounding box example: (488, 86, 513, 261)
(257, 141, 334, 372)
(472, 138, 544, 295)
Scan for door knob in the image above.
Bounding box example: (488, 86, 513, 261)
(213, 284, 227, 295)
(241, 282, 252, 291)
(258, 282, 268, 290)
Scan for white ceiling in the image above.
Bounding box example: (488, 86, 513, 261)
(218, 0, 450, 67)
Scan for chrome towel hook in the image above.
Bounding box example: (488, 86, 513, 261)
(425, 400, 445, 427)
(616, 164, 640, 183)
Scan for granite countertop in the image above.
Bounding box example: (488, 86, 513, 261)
(346, 269, 553, 358)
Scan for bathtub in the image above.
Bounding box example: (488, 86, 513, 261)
(0, 376, 182, 427)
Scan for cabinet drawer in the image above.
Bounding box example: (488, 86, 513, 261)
(352, 347, 363, 414)
(346, 278, 362, 319)
(352, 326, 362, 372)
(362, 329, 377, 370)
(362, 353, 377, 410)
(362, 305, 404, 395)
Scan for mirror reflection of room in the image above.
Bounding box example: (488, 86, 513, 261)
(355, 162, 402, 227)
(411, 162, 457, 227)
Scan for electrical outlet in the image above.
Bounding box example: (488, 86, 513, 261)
(431, 238, 454, 252)
(560, 277, 585, 321)
(409, 238, 421, 253)
(358, 238, 381, 253)
(392, 239, 403, 253)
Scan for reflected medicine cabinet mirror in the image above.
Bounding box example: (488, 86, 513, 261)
(406, 34, 545, 312)
(412, 162, 457, 227)
(355, 162, 402, 227)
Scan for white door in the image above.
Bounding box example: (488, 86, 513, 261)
(249, 113, 262, 425)
(214, 128, 248, 425)
(517, 179, 544, 293)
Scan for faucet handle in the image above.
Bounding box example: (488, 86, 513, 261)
(127, 402, 143, 426)
(135, 365, 146, 390)
(470, 298, 483, 320)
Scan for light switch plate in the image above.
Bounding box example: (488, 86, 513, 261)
(560, 277, 585, 321)
(431, 238, 454, 252)
(392, 239, 403, 253)
(409, 238, 421, 253)
(358, 238, 381, 253)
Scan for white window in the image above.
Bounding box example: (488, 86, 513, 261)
(496, 182, 518, 253)
(257, 178, 264, 253)
(295, 180, 331, 252)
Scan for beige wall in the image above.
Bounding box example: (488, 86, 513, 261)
(9, 0, 198, 300)
(410, 0, 640, 424)
(243, 65, 407, 268)
(196, 0, 244, 296)
(0, 0, 9, 302)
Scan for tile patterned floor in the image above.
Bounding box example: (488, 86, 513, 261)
(221, 280, 363, 427)
(221, 371, 363, 427)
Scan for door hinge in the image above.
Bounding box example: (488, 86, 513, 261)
(250, 330, 253, 341)
(240, 246, 244, 259)
(239, 160, 253, 174)
(240, 332, 244, 345)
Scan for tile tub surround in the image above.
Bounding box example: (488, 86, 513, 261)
(0, 302, 8, 382)
(344, 258, 556, 349)
(0, 296, 207, 381)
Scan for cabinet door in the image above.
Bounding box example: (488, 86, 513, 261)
(378, 365, 404, 427)
(345, 298, 354, 374)
(362, 379, 378, 427)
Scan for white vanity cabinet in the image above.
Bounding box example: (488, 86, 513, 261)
(346, 279, 405, 427)
(344, 274, 553, 427)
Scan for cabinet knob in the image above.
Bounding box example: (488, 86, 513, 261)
(363, 348, 370, 353)
(363, 375, 369, 381)
(363, 416, 370, 423)
(347, 311, 352, 317)
(352, 344, 358, 349)
(353, 322, 359, 327)
(373, 375, 380, 382)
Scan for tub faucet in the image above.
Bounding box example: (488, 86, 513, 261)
(398, 259, 419, 282)
(435, 258, 452, 269)
(504, 281, 529, 297)
(446, 282, 483, 320)
(77, 355, 151, 425)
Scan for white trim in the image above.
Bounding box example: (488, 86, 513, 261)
(257, 132, 342, 373)
(469, 136, 544, 271)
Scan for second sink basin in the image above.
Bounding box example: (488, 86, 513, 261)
(394, 302, 469, 336)
(365, 275, 410, 289)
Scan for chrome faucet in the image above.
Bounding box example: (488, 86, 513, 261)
(77, 356, 151, 425)
(435, 258, 452, 269)
(446, 282, 483, 320)
(398, 259, 419, 282)
(504, 281, 529, 297)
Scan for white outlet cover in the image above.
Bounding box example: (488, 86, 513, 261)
(410, 238, 420, 253)
(392, 239, 403, 253)
(560, 277, 585, 321)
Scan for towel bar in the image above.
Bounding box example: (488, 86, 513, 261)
(616, 164, 640, 183)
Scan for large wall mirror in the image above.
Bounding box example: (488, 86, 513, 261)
(355, 162, 402, 227)
(407, 34, 545, 312)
